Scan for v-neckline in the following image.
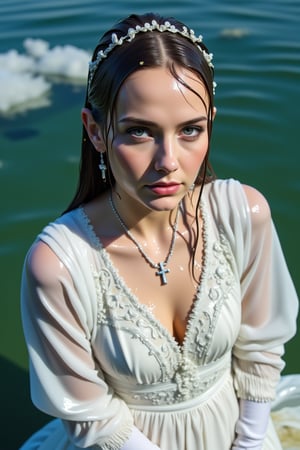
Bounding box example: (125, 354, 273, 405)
(78, 199, 209, 352)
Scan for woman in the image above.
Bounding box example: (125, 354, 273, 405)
(21, 12, 298, 450)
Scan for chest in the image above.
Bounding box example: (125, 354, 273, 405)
(95, 221, 240, 349)
(93, 227, 240, 380)
(106, 234, 202, 340)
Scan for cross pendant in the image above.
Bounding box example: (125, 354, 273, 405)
(99, 162, 107, 181)
(155, 262, 170, 285)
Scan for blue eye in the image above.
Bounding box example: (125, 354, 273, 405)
(182, 126, 200, 137)
(127, 127, 149, 138)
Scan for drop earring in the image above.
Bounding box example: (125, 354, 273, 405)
(99, 152, 107, 182)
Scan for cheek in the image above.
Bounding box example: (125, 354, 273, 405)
(109, 145, 147, 179)
(184, 142, 208, 174)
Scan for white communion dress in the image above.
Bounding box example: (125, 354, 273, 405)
(21, 179, 299, 450)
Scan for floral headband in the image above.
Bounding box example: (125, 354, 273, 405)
(88, 19, 216, 93)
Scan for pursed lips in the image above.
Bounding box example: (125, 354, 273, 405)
(146, 181, 181, 195)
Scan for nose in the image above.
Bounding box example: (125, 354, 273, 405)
(154, 136, 179, 173)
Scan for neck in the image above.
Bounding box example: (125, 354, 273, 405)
(110, 190, 181, 240)
(109, 190, 183, 285)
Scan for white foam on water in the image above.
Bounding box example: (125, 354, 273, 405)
(0, 39, 90, 114)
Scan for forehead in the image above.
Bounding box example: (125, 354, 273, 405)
(116, 66, 209, 118)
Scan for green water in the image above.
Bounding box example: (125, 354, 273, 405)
(0, 0, 299, 448)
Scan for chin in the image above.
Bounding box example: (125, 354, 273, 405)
(147, 196, 184, 212)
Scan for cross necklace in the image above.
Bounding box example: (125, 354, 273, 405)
(109, 192, 180, 285)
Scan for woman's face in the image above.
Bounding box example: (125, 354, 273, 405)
(108, 66, 211, 212)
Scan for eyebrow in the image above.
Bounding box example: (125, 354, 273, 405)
(118, 116, 207, 127)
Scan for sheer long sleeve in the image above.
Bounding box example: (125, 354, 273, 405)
(209, 179, 298, 402)
(21, 219, 135, 449)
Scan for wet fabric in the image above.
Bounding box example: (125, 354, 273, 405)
(21, 179, 298, 449)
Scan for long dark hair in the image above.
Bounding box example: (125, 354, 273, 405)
(64, 12, 216, 214)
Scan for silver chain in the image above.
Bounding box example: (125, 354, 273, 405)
(109, 192, 180, 284)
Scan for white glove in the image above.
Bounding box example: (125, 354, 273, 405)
(232, 399, 271, 450)
(120, 426, 161, 450)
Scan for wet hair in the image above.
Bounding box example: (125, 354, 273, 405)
(64, 12, 216, 213)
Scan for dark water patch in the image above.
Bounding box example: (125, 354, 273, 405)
(0, 356, 51, 449)
(4, 127, 39, 140)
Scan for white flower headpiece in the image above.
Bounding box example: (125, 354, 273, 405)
(88, 19, 216, 93)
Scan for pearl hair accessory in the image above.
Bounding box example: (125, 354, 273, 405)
(88, 19, 216, 92)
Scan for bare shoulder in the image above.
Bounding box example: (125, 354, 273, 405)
(26, 240, 67, 286)
(242, 183, 271, 227)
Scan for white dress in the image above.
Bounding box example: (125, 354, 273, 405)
(20, 179, 299, 450)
